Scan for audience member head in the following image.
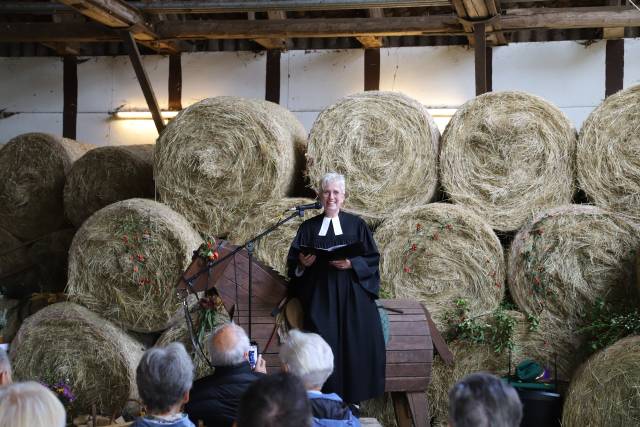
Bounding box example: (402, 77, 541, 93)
(136, 342, 194, 415)
(0, 381, 65, 427)
(235, 372, 311, 427)
(279, 329, 333, 390)
(0, 349, 11, 386)
(448, 372, 522, 427)
(208, 323, 250, 367)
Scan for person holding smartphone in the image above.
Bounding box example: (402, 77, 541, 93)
(287, 172, 385, 405)
(185, 323, 266, 427)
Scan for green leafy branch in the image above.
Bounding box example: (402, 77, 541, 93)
(578, 298, 640, 354)
(444, 299, 517, 353)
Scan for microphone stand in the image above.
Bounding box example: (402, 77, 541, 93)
(182, 206, 310, 342)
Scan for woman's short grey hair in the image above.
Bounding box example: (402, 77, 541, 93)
(279, 330, 334, 389)
(136, 342, 194, 414)
(208, 323, 250, 367)
(0, 381, 66, 427)
(449, 372, 522, 427)
(318, 172, 346, 196)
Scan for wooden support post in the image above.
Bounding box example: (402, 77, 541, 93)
(120, 30, 165, 133)
(605, 39, 624, 97)
(407, 391, 430, 427)
(474, 22, 487, 95)
(168, 54, 182, 111)
(391, 392, 413, 427)
(63, 56, 77, 139)
(364, 48, 380, 91)
(265, 49, 281, 103)
(486, 46, 492, 92)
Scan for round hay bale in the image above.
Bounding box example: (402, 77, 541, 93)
(155, 96, 307, 238)
(64, 144, 155, 227)
(228, 198, 314, 277)
(507, 205, 640, 324)
(562, 335, 640, 426)
(156, 305, 229, 379)
(27, 228, 75, 293)
(0, 227, 39, 298)
(306, 91, 440, 219)
(577, 85, 640, 221)
(67, 198, 203, 332)
(440, 91, 576, 232)
(9, 302, 145, 414)
(0, 133, 94, 239)
(376, 203, 504, 328)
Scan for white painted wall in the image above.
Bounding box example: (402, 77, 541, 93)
(624, 38, 640, 88)
(1, 40, 639, 145)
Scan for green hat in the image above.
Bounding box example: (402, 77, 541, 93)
(516, 359, 545, 382)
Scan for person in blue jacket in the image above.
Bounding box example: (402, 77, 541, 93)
(280, 329, 360, 427)
(132, 343, 194, 427)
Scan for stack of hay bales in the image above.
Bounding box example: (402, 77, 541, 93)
(507, 205, 640, 379)
(577, 85, 640, 222)
(440, 91, 576, 232)
(64, 144, 155, 227)
(154, 96, 307, 238)
(0, 133, 94, 342)
(307, 91, 440, 221)
(376, 203, 505, 327)
(562, 335, 640, 426)
(66, 198, 203, 332)
(10, 302, 145, 414)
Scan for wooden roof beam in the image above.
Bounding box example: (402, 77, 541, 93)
(56, 0, 180, 53)
(452, 0, 508, 46)
(356, 8, 384, 48)
(1, 7, 639, 43)
(604, 0, 625, 39)
(249, 10, 290, 50)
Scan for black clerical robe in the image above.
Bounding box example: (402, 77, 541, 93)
(287, 211, 386, 403)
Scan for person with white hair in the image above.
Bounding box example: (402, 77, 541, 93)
(448, 372, 523, 427)
(0, 349, 11, 386)
(132, 342, 195, 427)
(280, 330, 360, 427)
(0, 381, 66, 427)
(185, 322, 267, 427)
(287, 172, 385, 404)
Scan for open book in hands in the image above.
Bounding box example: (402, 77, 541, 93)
(300, 242, 364, 262)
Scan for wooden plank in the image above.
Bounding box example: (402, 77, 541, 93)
(474, 22, 487, 95)
(407, 391, 430, 427)
(155, 15, 464, 39)
(168, 53, 182, 110)
(387, 335, 432, 351)
(605, 38, 624, 97)
(386, 363, 431, 377)
(389, 321, 430, 336)
(265, 50, 281, 103)
(386, 350, 431, 364)
(486, 46, 492, 92)
(364, 48, 380, 91)
(4, 8, 639, 44)
(58, 0, 179, 53)
(120, 30, 165, 134)
(391, 392, 413, 427)
(422, 305, 453, 366)
(385, 376, 429, 392)
(63, 56, 77, 139)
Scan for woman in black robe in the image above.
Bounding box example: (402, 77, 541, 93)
(286, 172, 385, 404)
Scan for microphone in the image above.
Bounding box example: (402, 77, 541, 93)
(288, 201, 322, 211)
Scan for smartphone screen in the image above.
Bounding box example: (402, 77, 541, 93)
(248, 341, 259, 369)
